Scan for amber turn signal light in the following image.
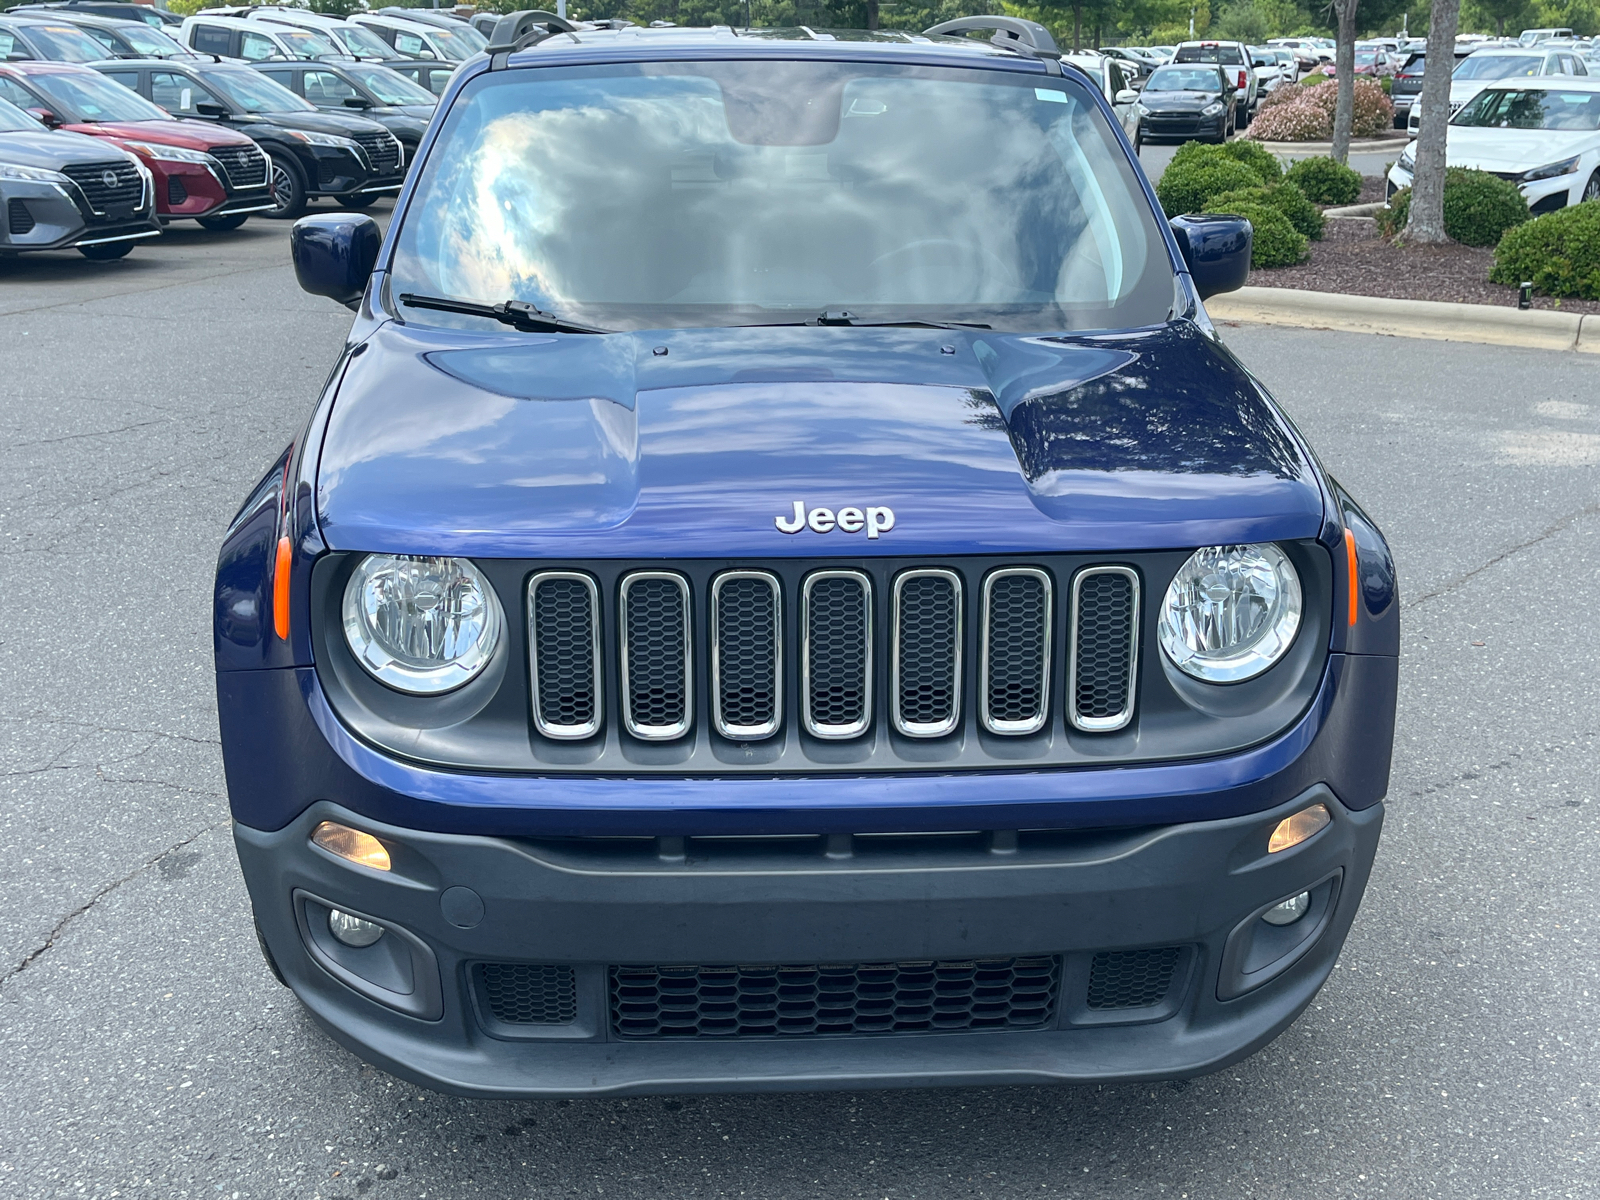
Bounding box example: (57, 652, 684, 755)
(311, 821, 391, 871)
(1268, 803, 1330, 853)
(273, 536, 293, 641)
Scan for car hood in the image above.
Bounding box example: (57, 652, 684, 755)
(0, 127, 135, 167)
(233, 108, 388, 135)
(1141, 90, 1224, 110)
(63, 117, 256, 148)
(1445, 124, 1596, 168)
(315, 321, 1324, 558)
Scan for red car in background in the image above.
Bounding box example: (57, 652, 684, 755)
(0, 60, 273, 229)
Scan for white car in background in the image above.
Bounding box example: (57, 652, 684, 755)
(1407, 45, 1587, 132)
(1387, 79, 1600, 212)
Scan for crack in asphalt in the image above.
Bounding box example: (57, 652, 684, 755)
(0, 820, 228, 990)
(1402, 498, 1600, 612)
(0, 715, 219, 749)
(10, 419, 170, 451)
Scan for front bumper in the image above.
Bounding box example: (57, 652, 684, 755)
(1, 178, 159, 254)
(1387, 162, 1579, 212)
(1139, 113, 1228, 142)
(240, 787, 1382, 1098)
(304, 146, 404, 197)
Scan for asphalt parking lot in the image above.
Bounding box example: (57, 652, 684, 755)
(3, 211, 1599, 1200)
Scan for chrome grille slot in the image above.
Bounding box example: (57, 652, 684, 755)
(980, 568, 1052, 735)
(892, 569, 961, 737)
(620, 571, 692, 740)
(527, 571, 601, 739)
(711, 571, 781, 740)
(802, 570, 872, 739)
(1069, 566, 1139, 732)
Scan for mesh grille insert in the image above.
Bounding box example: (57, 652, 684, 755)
(1086, 948, 1181, 1009)
(983, 571, 1050, 733)
(530, 574, 599, 737)
(622, 574, 689, 737)
(1071, 570, 1137, 730)
(476, 963, 578, 1025)
(804, 573, 870, 735)
(894, 572, 959, 735)
(713, 573, 779, 738)
(611, 956, 1060, 1039)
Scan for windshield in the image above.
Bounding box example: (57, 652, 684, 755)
(1453, 87, 1600, 129)
(389, 62, 1172, 334)
(1454, 54, 1543, 80)
(20, 22, 109, 62)
(337, 22, 404, 60)
(204, 68, 313, 112)
(0, 94, 38, 131)
(275, 28, 339, 58)
(1355, 50, 1378, 63)
(119, 23, 187, 56)
(26, 68, 170, 121)
(344, 62, 435, 105)
(1146, 66, 1223, 91)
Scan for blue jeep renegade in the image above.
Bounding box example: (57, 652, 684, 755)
(215, 13, 1398, 1097)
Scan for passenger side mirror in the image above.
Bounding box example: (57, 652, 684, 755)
(26, 107, 61, 128)
(1169, 213, 1252, 300)
(1114, 88, 1140, 104)
(195, 101, 229, 118)
(291, 213, 381, 309)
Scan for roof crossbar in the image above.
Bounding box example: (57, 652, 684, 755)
(922, 16, 1063, 70)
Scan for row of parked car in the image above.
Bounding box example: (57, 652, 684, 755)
(0, 1, 480, 260)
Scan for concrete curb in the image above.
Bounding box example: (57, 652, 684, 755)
(1207, 286, 1600, 352)
(1244, 137, 1410, 154)
(1323, 201, 1388, 217)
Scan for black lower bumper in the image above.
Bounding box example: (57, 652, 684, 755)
(238, 786, 1383, 1097)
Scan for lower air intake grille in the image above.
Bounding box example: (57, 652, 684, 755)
(1086, 947, 1181, 1010)
(893, 570, 960, 736)
(803, 571, 871, 737)
(476, 963, 578, 1025)
(529, 572, 600, 739)
(981, 569, 1051, 734)
(621, 572, 690, 739)
(610, 956, 1060, 1039)
(7, 198, 33, 235)
(712, 572, 780, 738)
(1070, 568, 1138, 731)
(167, 175, 187, 206)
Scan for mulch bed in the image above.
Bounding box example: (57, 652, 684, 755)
(1251, 178, 1600, 315)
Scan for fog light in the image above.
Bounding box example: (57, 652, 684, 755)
(1268, 803, 1330, 853)
(328, 909, 384, 947)
(312, 821, 391, 871)
(1262, 891, 1311, 926)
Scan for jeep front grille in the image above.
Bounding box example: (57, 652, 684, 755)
(802, 570, 872, 738)
(620, 572, 692, 740)
(514, 559, 1145, 753)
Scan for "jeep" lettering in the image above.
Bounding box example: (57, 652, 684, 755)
(774, 501, 896, 539)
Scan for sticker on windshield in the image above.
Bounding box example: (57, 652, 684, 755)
(1035, 88, 1069, 103)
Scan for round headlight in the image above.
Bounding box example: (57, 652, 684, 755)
(342, 554, 502, 694)
(1157, 543, 1302, 683)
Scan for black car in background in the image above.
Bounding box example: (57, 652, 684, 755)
(1134, 63, 1238, 148)
(93, 59, 404, 218)
(381, 58, 456, 97)
(1388, 48, 1472, 127)
(0, 92, 159, 259)
(0, 12, 112, 62)
(250, 59, 434, 164)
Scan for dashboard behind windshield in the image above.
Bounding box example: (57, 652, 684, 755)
(388, 61, 1174, 334)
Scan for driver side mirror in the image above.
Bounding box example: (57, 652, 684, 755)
(1114, 88, 1140, 104)
(292, 213, 381, 309)
(1169, 213, 1252, 299)
(27, 107, 61, 128)
(195, 101, 229, 118)
(341, 95, 374, 109)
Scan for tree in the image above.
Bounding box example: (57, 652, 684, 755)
(1329, 0, 1359, 164)
(1405, 0, 1460, 242)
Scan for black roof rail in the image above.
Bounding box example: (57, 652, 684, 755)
(486, 9, 580, 66)
(922, 16, 1063, 71)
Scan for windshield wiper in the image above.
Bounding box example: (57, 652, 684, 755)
(398, 293, 611, 334)
(739, 309, 991, 331)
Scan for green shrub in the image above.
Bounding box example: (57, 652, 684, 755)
(1168, 139, 1282, 183)
(1383, 168, 1530, 247)
(1203, 197, 1309, 268)
(1490, 202, 1600, 299)
(1210, 180, 1325, 240)
(1155, 158, 1266, 218)
(1300, 72, 1328, 86)
(1380, 75, 1392, 94)
(1283, 155, 1362, 205)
